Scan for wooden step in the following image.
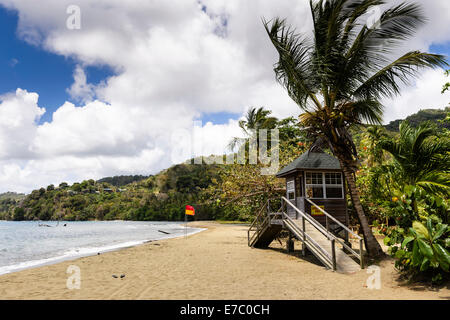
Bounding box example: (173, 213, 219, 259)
(292, 219, 361, 273)
(251, 223, 282, 248)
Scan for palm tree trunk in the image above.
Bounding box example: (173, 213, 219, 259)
(340, 161, 385, 259)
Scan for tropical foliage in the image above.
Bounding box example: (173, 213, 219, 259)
(263, 0, 447, 257)
(379, 122, 450, 195)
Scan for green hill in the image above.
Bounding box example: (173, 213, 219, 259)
(0, 162, 223, 221)
(0, 192, 25, 201)
(384, 107, 449, 132)
(97, 175, 149, 187)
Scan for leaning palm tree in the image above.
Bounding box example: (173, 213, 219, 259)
(264, 0, 448, 257)
(379, 121, 450, 195)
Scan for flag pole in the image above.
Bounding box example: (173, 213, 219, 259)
(185, 212, 187, 239)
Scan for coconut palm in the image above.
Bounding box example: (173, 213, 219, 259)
(366, 125, 388, 166)
(228, 107, 278, 151)
(379, 121, 450, 195)
(264, 0, 448, 257)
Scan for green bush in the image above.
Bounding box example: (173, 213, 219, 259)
(382, 185, 450, 283)
(384, 217, 450, 283)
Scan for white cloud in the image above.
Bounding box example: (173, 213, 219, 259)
(66, 65, 96, 103)
(0, 0, 448, 192)
(0, 89, 45, 159)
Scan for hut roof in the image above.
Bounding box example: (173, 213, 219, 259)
(276, 151, 341, 177)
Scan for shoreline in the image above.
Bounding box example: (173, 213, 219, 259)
(0, 222, 206, 276)
(0, 221, 448, 300)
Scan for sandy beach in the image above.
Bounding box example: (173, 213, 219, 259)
(0, 221, 448, 300)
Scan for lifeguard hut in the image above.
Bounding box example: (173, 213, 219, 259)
(276, 150, 348, 229)
(247, 150, 365, 273)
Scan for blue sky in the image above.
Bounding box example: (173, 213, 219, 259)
(0, 8, 115, 124)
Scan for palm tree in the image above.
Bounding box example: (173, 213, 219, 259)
(366, 125, 388, 166)
(379, 121, 450, 195)
(264, 0, 448, 257)
(229, 107, 278, 152)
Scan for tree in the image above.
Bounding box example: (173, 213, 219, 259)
(379, 121, 450, 195)
(59, 182, 69, 189)
(442, 69, 450, 94)
(209, 113, 304, 220)
(13, 207, 25, 221)
(264, 0, 448, 257)
(229, 107, 278, 152)
(365, 126, 388, 166)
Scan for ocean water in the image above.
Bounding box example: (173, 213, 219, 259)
(0, 220, 204, 275)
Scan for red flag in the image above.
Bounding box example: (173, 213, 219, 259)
(185, 205, 195, 216)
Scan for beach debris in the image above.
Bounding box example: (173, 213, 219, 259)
(38, 224, 52, 227)
(120, 274, 125, 279)
(158, 230, 170, 234)
(112, 275, 118, 278)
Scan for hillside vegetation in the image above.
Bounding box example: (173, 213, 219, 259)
(0, 163, 222, 221)
(385, 107, 449, 132)
(97, 175, 149, 186)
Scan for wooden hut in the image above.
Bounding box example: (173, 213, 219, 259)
(248, 150, 364, 272)
(276, 150, 349, 232)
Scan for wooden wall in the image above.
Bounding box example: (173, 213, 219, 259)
(305, 199, 347, 225)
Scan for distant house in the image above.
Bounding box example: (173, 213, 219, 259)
(118, 188, 127, 192)
(103, 188, 114, 193)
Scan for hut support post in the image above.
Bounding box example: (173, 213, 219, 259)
(359, 238, 365, 269)
(302, 218, 306, 256)
(331, 239, 336, 271)
(287, 232, 294, 253)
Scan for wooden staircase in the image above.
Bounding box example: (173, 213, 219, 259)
(248, 197, 364, 273)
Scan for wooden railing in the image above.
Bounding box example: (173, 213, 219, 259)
(281, 197, 337, 269)
(248, 197, 365, 270)
(247, 200, 271, 247)
(305, 198, 365, 269)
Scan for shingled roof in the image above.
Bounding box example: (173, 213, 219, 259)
(276, 151, 341, 178)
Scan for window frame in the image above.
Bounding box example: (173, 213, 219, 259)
(286, 179, 296, 201)
(305, 171, 344, 199)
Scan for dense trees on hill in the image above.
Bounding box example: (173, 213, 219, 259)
(97, 175, 149, 186)
(0, 165, 223, 221)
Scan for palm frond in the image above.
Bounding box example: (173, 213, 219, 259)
(417, 173, 450, 197)
(353, 51, 448, 100)
(344, 99, 383, 124)
(263, 17, 318, 110)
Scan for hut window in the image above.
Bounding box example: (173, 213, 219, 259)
(305, 172, 324, 198)
(325, 172, 344, 198)
(287, 180, 295, 200)
(305, 172, 343, 199)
